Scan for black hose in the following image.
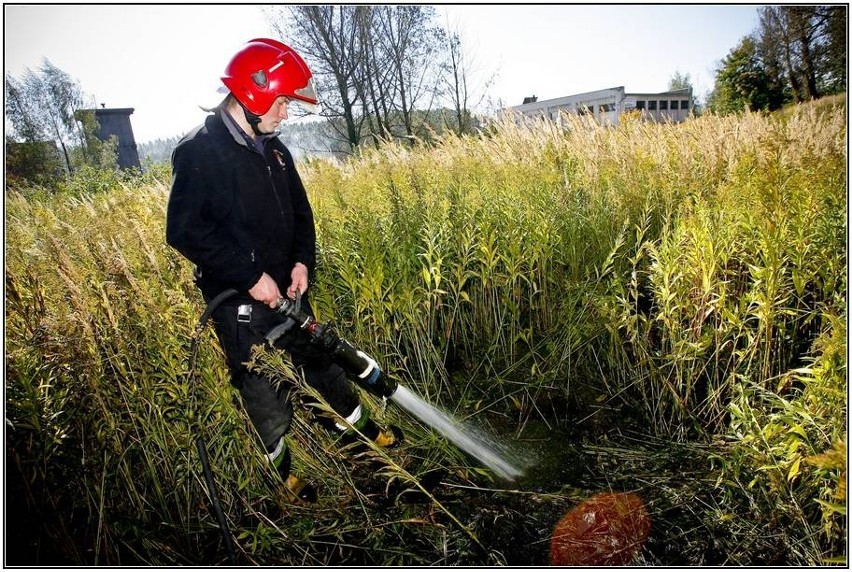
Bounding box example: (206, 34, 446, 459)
(197, 289, 239, 332)
(188, 288, 238, 382)
(189, 289, 239, 564)
(193, 425, 237, 564)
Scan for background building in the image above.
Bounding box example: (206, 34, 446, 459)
(89, 107, 141, 169)
(507, 86, 693, 125)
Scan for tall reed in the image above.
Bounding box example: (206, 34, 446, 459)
(6, 96, 846, 564)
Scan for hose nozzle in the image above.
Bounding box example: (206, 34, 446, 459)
(274, 295, 397, 399)
(331, 338, 398, 399)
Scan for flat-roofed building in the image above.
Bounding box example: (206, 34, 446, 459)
(507, 86, 693, 125)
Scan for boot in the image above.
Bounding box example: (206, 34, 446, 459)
(373, 424, 404, 449)
(269, 438, 317, 504)
(353, 418, 404, 450)
(283, 474, 318, 504)
(335, 404, 404, 451)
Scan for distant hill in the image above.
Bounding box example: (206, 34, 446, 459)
(137, 136, 182, 165)
(136, 119, 345, 166)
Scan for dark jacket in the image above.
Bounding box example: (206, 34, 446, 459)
(166, 108, 316, 302)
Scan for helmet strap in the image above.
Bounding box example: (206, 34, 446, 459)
(244, 110, 265, 137)
(236, 99, 266, 136)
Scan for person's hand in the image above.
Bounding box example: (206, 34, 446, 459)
(287, 262, 309, 299)
(248, 272, 282, 308)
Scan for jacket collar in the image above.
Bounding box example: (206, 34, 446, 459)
(218, 107, 274, 154)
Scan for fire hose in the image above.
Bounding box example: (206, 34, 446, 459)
(190, 286, 524, 546)
(188, 289, 244, 564)
(270, 294, 398, 399)
(192, 287, 396, 401)
(188, 288, 398, 561)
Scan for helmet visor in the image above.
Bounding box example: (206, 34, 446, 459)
(292, 78, 319, 113)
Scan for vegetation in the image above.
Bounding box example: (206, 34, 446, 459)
(5, 58, 116, 185)
(5, 96, 846, 566)
(137, 136, 183, 165)
(708, 6, 846, 113)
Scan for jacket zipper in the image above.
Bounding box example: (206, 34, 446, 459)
(265, 164, 288, 222)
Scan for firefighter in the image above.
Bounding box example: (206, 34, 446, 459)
(166, 38, 402, 502)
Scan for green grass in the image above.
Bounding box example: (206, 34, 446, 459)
(5, 96, 846, 565)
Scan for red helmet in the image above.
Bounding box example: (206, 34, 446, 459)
(221, 38, 318, 115)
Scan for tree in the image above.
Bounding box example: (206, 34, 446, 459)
(755, 8, 793, 104)
(668, 71, 699, 113)
(269, 6, 368, 151)
(819, 5, 847, 95)
(757, 6, 847, 102)
(707, 36, 787, 114)
(5, 135, 65, 187)
(709, 7, 845, 117)
(5, 58, 112, 183)
(73, 109, 120, 170)
(440, 20, 496, 135)
(268, 5, 452, 152)
(372, 5, 445, 143)
(5, 59, 86, 175)
(354, 6, 393, 147)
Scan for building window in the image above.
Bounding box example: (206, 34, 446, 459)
(680, 100, 690, 110)
(600, 103, 614, 112)
(636, 100, 646, 110)
(660, 100, 669, 110)
(648, 100, 657, 111)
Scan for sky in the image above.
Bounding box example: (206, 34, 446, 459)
(4, 4, 762, 144)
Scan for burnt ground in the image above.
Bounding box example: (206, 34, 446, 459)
(409, 389, 801, 567)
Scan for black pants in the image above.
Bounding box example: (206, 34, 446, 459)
(209, 293, 363, 454)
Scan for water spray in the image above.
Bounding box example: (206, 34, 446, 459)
(273, 295, 529, 480)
